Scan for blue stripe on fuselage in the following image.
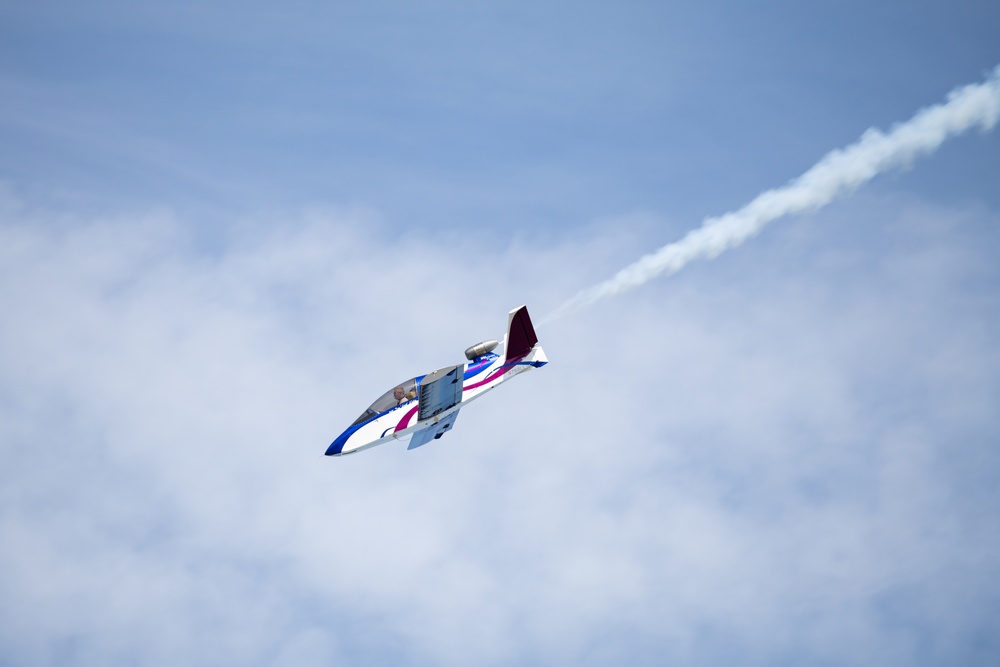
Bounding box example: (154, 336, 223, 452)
(464, 353, 499, 380)
(327, 399, 417, 455)
(327, 422, 362, 455)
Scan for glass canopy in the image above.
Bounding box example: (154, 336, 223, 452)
(350, 377, 419, 426)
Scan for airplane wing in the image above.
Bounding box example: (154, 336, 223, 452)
(418, 364, 464, 421)
(407, 410, 460, 450)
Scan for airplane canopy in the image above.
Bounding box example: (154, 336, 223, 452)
(350, 376, 419, 426)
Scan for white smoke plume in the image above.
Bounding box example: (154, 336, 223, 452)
(544, 65, 1000, 323)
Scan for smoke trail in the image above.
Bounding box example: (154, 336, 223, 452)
(544, 65, 1000, 323)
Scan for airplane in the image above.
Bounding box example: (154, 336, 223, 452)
(326, 305, 547, 456)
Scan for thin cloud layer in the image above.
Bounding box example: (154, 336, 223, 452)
(1, 192, 999, 665)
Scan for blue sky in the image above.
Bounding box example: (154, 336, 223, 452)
(1, 1, 999, 665)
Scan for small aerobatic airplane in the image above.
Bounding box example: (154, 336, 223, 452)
(326, 305, 547, 456)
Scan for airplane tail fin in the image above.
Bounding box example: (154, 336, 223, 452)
(503, 305, 539, 360)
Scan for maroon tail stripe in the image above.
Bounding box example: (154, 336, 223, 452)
(505, 306, 538, 360)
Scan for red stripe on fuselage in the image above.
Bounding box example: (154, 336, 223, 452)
(394, 405, 420, 432)
(463, 355, 527, 391)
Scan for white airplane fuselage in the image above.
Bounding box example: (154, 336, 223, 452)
(326, 306, 547, 457)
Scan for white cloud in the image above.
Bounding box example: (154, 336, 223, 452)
(1, 191, 999, 665)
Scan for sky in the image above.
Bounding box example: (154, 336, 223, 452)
(1, 1, 1000, 665)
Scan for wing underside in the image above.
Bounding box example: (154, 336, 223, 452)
(405, 364, 465, 451)
(418, 364, 464, 420)
(407, 410, 460, 450)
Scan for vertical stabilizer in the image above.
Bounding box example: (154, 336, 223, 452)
(504, 305, 538, 360)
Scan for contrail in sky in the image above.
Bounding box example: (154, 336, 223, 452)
(544, 65, 1000, 323)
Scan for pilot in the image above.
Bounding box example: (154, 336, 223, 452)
(405, 389, 417, 401)
(393, 386, 408, 406)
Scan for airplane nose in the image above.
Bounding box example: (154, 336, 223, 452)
(326, 431, 349, 456)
